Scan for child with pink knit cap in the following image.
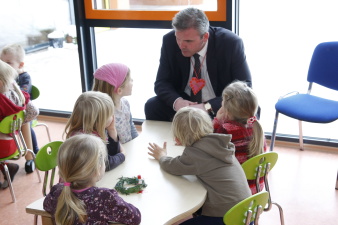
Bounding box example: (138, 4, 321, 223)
(92, 63, 138, 144)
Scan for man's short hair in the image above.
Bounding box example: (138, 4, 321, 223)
(172, 7, 210, 36)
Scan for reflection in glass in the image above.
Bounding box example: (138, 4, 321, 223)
(95, 0, 217, 11)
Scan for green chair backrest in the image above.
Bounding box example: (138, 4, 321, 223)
(31, 85, 40, 100)
(0, 111, 25, 134)
(35, 141, 63, 196)
(223, 191, 269, 225)
(241, 152, 278, 180)
(35, 141, 63, 171)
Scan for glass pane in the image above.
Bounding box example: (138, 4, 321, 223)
(0, 0, 82, 112)
(239, 0, 338, 140)
(95, 27, 170, 119)
(95, 0, 217, 11)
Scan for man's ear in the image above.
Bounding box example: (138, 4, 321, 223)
(203, 32, 209, 42)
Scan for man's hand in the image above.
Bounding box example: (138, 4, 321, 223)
(174, 98, 197, 111)
(189, 103, 206, 111)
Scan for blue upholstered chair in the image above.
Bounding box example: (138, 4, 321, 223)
(270, 41, 338, 151)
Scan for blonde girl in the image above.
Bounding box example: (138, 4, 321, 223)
(92, 63, 138, 144)
(148, 107, 251, 225)
(0, 60, 38, 187)
(64, 91, 125, 171)
(1, 43, 40, 155)
(213, 80, 266, 194)
(43, 134, 141, 225)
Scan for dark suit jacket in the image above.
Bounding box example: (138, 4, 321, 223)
(154, 26, 252, 112)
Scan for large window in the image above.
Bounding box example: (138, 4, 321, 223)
(79, 0, 231, 121)
(0, 0, 82, 113)
(95, 27, 169, 119)
(2, 0, 337, 145)
(239, 0, 338, 142)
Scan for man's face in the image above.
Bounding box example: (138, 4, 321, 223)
(175, 28, 209, 57)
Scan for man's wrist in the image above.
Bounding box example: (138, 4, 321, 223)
(173, 97, 183, 111)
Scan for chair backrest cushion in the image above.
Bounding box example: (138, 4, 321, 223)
(308, 42, 338, 91)
(0, 111, 25, 134)
(223, 191, 269, 225)
(35, 141, 63, 171)
(241, 152, 278, 180)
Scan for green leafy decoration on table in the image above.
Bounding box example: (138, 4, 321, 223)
(115, 175, 147, 195)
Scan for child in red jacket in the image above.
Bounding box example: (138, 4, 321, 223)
(213, 81, 267, 194)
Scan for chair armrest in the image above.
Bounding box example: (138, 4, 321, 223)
(278, 91, 299, 100)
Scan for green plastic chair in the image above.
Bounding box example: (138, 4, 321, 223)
(30, 85, 51, 142)
(0, 111, 41, 202)
(223, 191, 269, 225)
(32, 141, 63, 225)
(35, 141, 63, 196)
(241, 152, 284, 225)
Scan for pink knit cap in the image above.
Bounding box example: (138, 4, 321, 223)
(94, 63, 129, 92)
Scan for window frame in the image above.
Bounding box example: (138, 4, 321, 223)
(84, 0, 227, 21)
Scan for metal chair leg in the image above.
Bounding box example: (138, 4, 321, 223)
(298, 120, 304, 150)
(270, 111, 279, 151)
(272, 202, 285, 225)
(27, 149, 42, 183)
(35, 123, 52, 142)
(3, 164, 16, 202)
(335, 170, 338, 190)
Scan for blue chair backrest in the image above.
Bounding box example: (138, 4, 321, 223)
(307, 41, 338, 91)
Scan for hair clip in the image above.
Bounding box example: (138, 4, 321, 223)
(225, 95, 233, 102)
(247, 116, 257, 124)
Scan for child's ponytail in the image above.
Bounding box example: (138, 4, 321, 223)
(248, 119, 265, 157)
(55, 185, 87, 225)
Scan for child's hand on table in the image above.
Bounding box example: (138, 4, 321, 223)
(148, 142, 167, 160)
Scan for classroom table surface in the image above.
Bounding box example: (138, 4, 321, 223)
(26, 120, 207, 225)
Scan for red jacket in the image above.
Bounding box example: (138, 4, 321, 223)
(213, 118, 267, 194)
(0, 91, 30, 121)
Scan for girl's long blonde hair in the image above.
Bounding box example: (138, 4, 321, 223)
(64, 91, 114, 141)
(0, 60, 24, 104)
(222, 81, 264, 157)
(172, 107, 213, 146)
(55, 134, 107, 225)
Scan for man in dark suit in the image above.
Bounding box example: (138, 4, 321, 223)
(145, 7, 252, 121)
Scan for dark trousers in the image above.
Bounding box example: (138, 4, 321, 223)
(30, 126, 39, 154)
(144, 96, 176, 121)
(179, 216, 224, 225)
(145, 96, 261, 121)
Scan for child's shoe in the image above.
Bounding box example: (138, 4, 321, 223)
(1, 163, 19, 189)
(25, 160, 35, 173)
(2, 180, 8, 189)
